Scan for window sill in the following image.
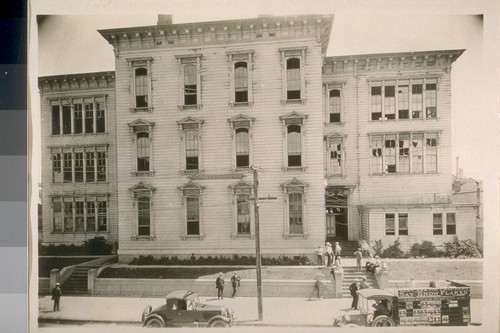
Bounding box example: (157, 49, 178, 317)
(326, 174, 346, 179)
(132, 171, 155, 176)
(132, 235, 156, 241)
(283, 166, 307, 172)
(181, 234, 205, 240)
(178, 104, 203, 111)
(283, 233, 309, 240)
(369, 117, 440, 123)
(50, 132, 108, 138)
(325, 121, 345, 126)
(52, 181, 109, 185)
(232, 167, 251, 173)
(130, 107, 154, 113)
(180, 169, 203, 176)
(281, 99, 306, 106)
(50, 231, 109, 234)
(230, 101, 254, 108)
(231, 233, 254, 240)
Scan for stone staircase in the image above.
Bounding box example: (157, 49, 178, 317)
(61, 265, 100, 295)
(341, 266, 378, 298)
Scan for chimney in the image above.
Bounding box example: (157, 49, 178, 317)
(157, 15, 173, 25)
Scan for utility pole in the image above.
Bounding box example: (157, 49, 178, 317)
(251, 165, 263, 321)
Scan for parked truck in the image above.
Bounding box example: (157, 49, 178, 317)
(333, 284, 471, 327)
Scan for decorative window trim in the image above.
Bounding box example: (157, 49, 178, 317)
(368, 131, 441, 175)
(229, 180, 255, 239)
(324, 82, 346, 125)
(280, 111, 308, 171)
(177, 116, 204, 175)
(126, 57, 154, 113)
(368, 77, 439, 122)
(178, 181, 205, 240)
(176, 54, 203, 110)
(129, 182, 156, 241)
(280, 47, 307, 105)
(227, 50, 254, 107)
(325, 133, 346, 177)
(281, 178, 308, 239)
(128, 119, 155, 176)
(228, 114, 255, 172)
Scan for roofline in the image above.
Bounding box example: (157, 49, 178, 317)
(98, 14, 333, 35)
(38, 71, 115, 82)
(325, 49, 466, 62)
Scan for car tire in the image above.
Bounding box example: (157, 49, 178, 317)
(371, 315, 395, 327)
(209, 319, 229, 327)
(145, 317, 164, 328)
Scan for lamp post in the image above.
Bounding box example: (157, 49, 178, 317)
(251, 165, 263, 321)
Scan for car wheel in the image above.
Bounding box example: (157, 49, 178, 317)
(371, 315, 395, 327)
(209, 319, 229, 327)
(145, 317, 164, 328)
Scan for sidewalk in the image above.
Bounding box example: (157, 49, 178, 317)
(38, 294, 483, 327)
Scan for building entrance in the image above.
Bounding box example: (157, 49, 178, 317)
(325, 188, 348, 241)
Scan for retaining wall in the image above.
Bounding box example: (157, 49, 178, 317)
(93, 278, 335, 298)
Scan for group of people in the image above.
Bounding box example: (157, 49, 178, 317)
(315, 242, 342, 267)
(215, 272, 241, 300)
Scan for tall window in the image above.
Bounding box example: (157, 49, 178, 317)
(62, 105, 71, 134)
(86, 201, 96, 232)
(52, 152, 62, 183)
(433, 213, 443, 235)
(237, 194, 250, 235)
(184, 65, 197, 105)
(370, 132, 439, 174)
(179, 181, 204, 239)
(234, 62, 248, 103)
(280, 47, 306, 104)
(63, 152, 72, 182)
(327, 136, 344, 176)
(75, 201, 85, 231)
(385, 213, 395, 235)
(86, 152, 95, 182)
(97, 151, 107, 181)
(136, 132, 150, 172)
(96, 102, 105, 133)
(135, 68, 148, 107)
(185, 130, 199, 170)
(63, 201, 73, 232)
(98, 200, 107, 231)
(186, 197, 200, 235)
(137, 196, 150, 236)
(412, 84, 423, 118)
(227, 51, 254, 106)
(399, 213, 408, 235)
(85, 103, 94, 133)
(287, 125, 301, 167)
(236, 128, 249, 168)
(74, 152, 84, 182)
(289, 192, 303, 234)
(176, 55, 202, 109)
(329, 89, 341, 123)
(74, 104, 83, 134)
(52, 105, 60, 135)
(425, 83, 437, 118)
(282, 178, 307, 238)
(446, 213, 456, 235)
(52, 199, 62, 232)
(286, 58, 301, 100)
(384, 85, 396, 119)
(370, 79, 438, 120)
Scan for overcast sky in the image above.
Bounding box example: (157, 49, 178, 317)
(33, 2, 491, 182)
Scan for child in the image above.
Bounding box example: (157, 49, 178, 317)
(315, 245, 324, 265)
(354, 248, 363, 270)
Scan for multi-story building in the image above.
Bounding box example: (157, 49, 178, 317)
(39, 14, 477, 260)
(39, 72, 118, 245)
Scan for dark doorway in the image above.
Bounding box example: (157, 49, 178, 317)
(325, 188, 348, 241)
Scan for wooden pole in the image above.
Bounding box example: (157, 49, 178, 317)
(252, 166, 263, 321)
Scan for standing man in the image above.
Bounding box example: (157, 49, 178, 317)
(51, 282, 62, 312)
(315, 245, 324, 265)
(325, 242, 333, 267)
(215, 272, 225, 300)
(230, 273, 241, 297)
(334, 242, 342, 263)
(349, 279, 359, 310)
(354, 248, 363, 270)
(359, 277, 369, 289)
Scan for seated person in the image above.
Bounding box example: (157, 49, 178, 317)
(372, 300, 391, 318)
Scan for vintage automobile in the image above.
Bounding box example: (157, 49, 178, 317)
(333, 286, 471, 327)
(142, 290, 237, 328)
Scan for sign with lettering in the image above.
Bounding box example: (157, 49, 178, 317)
(397, 287, 470, 299)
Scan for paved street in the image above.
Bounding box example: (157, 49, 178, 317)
(38, 294, 483, 330)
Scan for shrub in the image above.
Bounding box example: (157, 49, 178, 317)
(128, 254, 308, 266)
(409, 241, 444, 258)
(39, 236, 113, 256)
(444, 238, 482, 258)
(372, 239, 384, 257)
(83, 236, 113, 255)
(382, 239, 406, 258)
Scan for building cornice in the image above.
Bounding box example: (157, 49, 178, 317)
(38, 71, 115, 94)
(98, 15, 334, 56)
(323, 49, 465, 76)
